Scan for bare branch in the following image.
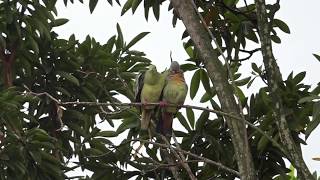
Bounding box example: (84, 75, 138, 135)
(171, 132, 197, 179)
(160, 135, 197, 180)
(254, 0, 314, 179)
(22, 90, 285, 153)
(133, 138, 240, 176)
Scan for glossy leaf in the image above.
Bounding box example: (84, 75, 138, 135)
(132, 0, 143, 13)
(56, 71, 80, 86)
(273, 19, 290, 34)
(292, 71, 306, 84)
(52, 18, 69, 27)
(313, 53, 320, 62)
(305, 102, 320, 139)
(200, 69, 211, 94)
(190, 69, 201, 99)
(235, 76, 251, 86)
(271, 35, 281, 43)
(89, 0, 99, 13)
(152, 1, 160, 21)
(186, 108, 195, 129)
(176, 112, 191, 132)
(195, 110, 209, 131)
(123, 32, 150, 52)
(121, 0, 133, 15)
(116, 23, 124, 48)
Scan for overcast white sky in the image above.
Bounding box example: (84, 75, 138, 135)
(55, 0, 320, 175)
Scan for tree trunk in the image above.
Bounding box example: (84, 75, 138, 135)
(254, 0, 314, 179)
(169, 0, 256, 179)
(1, 53, 14, 88)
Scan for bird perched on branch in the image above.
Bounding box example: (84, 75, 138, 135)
(157, 61, 188, 136)
(135, 65, 168, 138)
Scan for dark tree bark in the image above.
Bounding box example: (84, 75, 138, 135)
(169, 0, 256, 179)
(254, 0, 314, 179)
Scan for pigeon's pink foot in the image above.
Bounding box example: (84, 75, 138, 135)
(159, 101, 168, 107)
(142, 100, 148, 107)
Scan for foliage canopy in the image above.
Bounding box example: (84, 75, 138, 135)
(0, 0, 319, 179)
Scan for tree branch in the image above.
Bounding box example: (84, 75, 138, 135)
(160, 148, 182, 180)
(160, 134, 197, 180)
(171, 132, 197, 179)
(169, 0, 256, 178)
(133, 138, 240, 176)
(254, 0, 314, 179)
(23, 90, 285, 153)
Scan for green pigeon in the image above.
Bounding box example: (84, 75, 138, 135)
(135, 65, 168, 136)
(157, 61, 188, 136)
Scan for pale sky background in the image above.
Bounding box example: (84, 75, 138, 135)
(55, 0, 320, 176)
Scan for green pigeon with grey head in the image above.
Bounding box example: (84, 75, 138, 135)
(156, 61, 188, 136)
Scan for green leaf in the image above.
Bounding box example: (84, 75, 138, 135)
(313, 53, 320, 62)
(247, 77, 256, 88)
(257, 135, 269, 151)
(184, 45, 193, 58)
(298, 95, 320, 103)
(305, 102, 320, 139)
(180, 63, 198, 72)
(89, 0, 99, 13)
(121, 0, 133, 15)
(52, 18, 69, 27)
(56, 71, 80, 86)
(200, 69, 211, 94)
(289, 165, 296, 179)
(271, 35, 281, 43)
(224, 0, 239, 6)
(116, 117, 138, 134)
(28, 36, 39, 54)
(116, 23, 124, 49)
(225, 11, 240, 23)
(152, 1, 160, 21)
(251, 63, 261, 74)
(273, 19, 290, 34)
(55, 87, 71, 97)
(186, 108, 195, 129)
(67, 122, 87, 137)
(190, 69, 201, 99)
(200, 91, 214, 103)
(235, 76, 251, 86)
(97, 131, 118, 137)
(176, 112, 191, 132)
(246, 29, 259, 43)
(132, 0, 143, 13)
(107, 0, 113, 5)
(292, 71, 306, 84)
(196, 110, 209, 131)
(81, 87, 96, 101)
(234, 86, 246, 105)
(123, 32, 149, 52)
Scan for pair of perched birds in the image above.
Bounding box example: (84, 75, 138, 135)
(135, 61, 188, 137)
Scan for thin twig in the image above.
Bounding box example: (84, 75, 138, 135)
(171, 132, 197, 179)
(237, 48, 261, 61)
(23, 90, 285, 153)
(133, 138, 240, 176)
(160, 135, 197, 180)
(161, 148, 182, 180)
(99, 106, 130, 116)
(145, 159, 205, 173)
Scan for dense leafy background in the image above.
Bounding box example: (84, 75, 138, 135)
(0, 0, 320, 179)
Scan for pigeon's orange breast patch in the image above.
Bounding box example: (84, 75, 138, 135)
(169, 73, 185, 84)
